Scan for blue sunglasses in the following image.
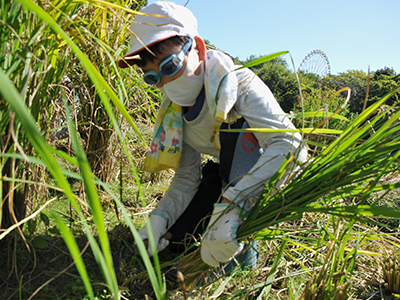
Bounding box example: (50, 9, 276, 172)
(143, 38, 193, 85)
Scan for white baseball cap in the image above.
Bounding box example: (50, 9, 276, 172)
(118, 1, 198, 68)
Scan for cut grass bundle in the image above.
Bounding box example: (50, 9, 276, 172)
(175, 84, 400, 287)
(240, 88, 400, 237)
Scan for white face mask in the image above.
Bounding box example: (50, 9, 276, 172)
(163, 48, 204, 106)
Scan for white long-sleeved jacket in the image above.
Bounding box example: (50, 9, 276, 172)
(151, 64, 308, 228)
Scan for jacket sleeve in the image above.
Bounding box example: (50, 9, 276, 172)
(151, 141, 202, 228)
(222, 68, 308, 210)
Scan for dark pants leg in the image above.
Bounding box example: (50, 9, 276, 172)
(167, 160, 222, 254)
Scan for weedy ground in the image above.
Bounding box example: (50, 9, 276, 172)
(1, 150, 400, 300)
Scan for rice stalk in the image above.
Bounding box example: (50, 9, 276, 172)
(380, 250, 400, 294)
(300, 217, 356, 300)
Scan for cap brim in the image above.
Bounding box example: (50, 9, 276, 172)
(118, 34, 178, 68)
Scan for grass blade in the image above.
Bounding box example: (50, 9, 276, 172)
(54, 215, 94, 299)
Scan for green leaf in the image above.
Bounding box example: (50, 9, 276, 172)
(215, 51, 289, 103)
(300, 205, 400, 219)
(289, 111, 350, 122)
(48, 226, 60, 235)
(239, 51, 289, 70)
(27, 219, 37, 235)
(32, 237, 48, 249)
(220, 127, 343, 135)
(40, 212, 50, 227)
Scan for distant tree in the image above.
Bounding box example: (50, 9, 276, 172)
(324, 68, 399, 115)
(324, 70, 368, 115)
(370, 69, 400, 107)
(247, 56, 299, 113)
(374, 67, 396, 78)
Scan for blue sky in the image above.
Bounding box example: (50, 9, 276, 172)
(147, 0, 399, 75)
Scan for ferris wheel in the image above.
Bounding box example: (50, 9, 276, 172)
(298, 49, 331, 77)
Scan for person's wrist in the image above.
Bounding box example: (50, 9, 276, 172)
(221, 198, 232, 203)
(149, 214, 168, 231)
(216, 199, 244, 216)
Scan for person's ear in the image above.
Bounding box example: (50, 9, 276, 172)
(194, 36, 206, 61)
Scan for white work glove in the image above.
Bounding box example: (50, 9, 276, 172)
(201, 203, 242, 267)
(138, 214, 169, 257)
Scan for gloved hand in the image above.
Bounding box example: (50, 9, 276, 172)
(201, 203, 241, 267)
(138, 214, 169, 256)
